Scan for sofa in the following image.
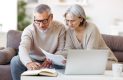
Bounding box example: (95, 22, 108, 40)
(0, 30, 22, 80)
(0, 30, 123, 80)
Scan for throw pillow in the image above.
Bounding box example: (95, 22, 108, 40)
(0, 47, 4, 50)
(0, 48, 17, 64)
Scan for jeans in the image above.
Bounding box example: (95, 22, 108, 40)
(10, 55, 65, 80)
(10, 56, 27, 80)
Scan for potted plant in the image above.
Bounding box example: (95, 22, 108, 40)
(18, 0, 30, 31)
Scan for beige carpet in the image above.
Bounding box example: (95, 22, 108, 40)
(0, 32, 7, 47)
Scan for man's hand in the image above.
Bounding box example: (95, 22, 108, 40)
(40, 58, 53, 68)
(26, 62, 41, 70)
(26, 58, 53, 70)
(62, 60, 66, 64)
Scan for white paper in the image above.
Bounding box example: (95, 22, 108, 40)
(40, 48, 65, 66)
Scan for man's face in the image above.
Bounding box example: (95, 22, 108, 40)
(34, 11, 52, 30)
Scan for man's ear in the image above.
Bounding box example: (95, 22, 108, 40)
(50, 14, 53, 20)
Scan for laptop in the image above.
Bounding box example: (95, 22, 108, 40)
(64, 49, 108, 75)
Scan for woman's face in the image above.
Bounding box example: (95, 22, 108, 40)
(65, 13, 81, 29)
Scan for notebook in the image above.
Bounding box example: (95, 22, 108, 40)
(65, 49, 108, 75)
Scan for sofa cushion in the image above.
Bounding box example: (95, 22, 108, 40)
(102, 34, 123, 51)
(0, 47, 4, 50)
(0, 65, 12, 80)
(7, 30, 22, 49)
(113, 51, 123, 62)
(0, 48, 16, 64)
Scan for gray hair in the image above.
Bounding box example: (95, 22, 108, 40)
(64, 4, 86, 19)
(64, 4, 87, 26)
(33, 4, 51, 15)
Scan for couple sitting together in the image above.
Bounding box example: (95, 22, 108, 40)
(10, 4, 117, 80)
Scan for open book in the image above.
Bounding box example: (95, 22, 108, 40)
(21, 68, 58, 77)
(40, 48, 66, 66)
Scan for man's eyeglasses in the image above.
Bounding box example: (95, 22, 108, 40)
(34, 15, 51, 25)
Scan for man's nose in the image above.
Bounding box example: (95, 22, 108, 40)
(39, 22, 44, 27)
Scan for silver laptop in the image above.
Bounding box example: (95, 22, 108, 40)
(65, 49, 108, 75)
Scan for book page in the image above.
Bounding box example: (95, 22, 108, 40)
(21, 68, 57, 77)
(21, 69, 42, 76)
(40, 48, 65, 66)
(39, 68, 58, 77)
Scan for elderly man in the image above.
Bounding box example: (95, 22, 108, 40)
(10, 4, 66, 80)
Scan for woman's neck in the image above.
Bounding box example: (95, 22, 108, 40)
(75, 26, 85, 33)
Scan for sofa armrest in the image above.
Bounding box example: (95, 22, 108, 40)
(0, 48, 17, 64)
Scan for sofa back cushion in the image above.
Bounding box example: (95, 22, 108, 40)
(102, 34, 123, 62)
(102, 34, 123, 51)
(7, 30, 22, 49)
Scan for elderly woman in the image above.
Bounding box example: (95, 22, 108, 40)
(63, 4, 117, 70)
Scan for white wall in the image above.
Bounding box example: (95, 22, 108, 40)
(86, 0, 123, 34)
(0, 0, 17, 32)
